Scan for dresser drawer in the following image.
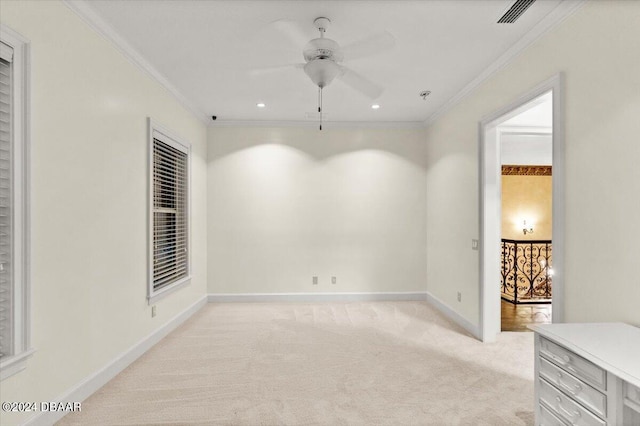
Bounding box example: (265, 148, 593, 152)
(539, 378, 606, 426)
(540, 404, 570, 426)
(540, 338, 606, 391)
(540, 357, 607, 418)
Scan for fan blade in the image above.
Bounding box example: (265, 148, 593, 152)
(341, 31, 396, 61)
(249, 63, 304, 77)
(271, 19, 310, 48)
(337, 66, 383, 99)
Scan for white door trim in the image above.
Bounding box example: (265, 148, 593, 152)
(478, 73, 565, 342)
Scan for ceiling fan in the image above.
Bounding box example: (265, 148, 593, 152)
(255, 17, 395, 129)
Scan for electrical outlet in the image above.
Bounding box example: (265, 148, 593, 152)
(331, 276, 336, 284)
(457, 292, 462, 302)
(151, 305, 157, 317)
(472, 239, 479, 250)
(312, 276, 318, 285)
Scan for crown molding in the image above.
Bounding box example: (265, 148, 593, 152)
(62, 0, 209, 125)
(210, 120, 426, 129)
(423, 0, 587, 128)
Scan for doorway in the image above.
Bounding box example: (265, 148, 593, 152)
(479, 75, 564, 342)
(499, 93, 553, 331)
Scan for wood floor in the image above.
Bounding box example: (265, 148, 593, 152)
(501, 299, 551, 332)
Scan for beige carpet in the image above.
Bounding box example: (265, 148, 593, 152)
(57, 301, 534, 425)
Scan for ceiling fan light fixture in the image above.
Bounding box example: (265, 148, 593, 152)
(303, 58, 342, 88)
(371, 104, 380, 109)
(256, 102, 266, 108)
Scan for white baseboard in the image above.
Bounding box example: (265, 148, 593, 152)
(208, 291, 428, 303)
(425, 291, 481, 339)
(24, 295, 208, 426)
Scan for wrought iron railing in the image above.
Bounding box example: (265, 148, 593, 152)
(501, 239, 552, 304)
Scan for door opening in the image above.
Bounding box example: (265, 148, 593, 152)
(479, 74, 564, 342)
(499, 92, 553, 331)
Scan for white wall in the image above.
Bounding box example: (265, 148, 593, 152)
(0, 2, 207, 425)
(426, 0, 640, 327)
(208, 126, 427, 294)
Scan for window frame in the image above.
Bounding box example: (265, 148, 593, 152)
(0, 25, 33, 381)
(147, 118, 191, 304)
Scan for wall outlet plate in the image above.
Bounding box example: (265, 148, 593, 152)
(151, 305, 157, 317)
(472, 239, 479, 250)
(312, 276, 318, 285)
(331, 276, 336, 284)
(457, 292, 462, 302)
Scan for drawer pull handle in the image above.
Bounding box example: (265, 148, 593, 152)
(554, 398, 581, 423)
(558, 379, 582, 395)
(547, 353, 579, 373)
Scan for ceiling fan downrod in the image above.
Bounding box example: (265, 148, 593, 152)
(315, 17, 330, 37)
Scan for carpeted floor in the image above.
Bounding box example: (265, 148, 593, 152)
(57, 301, 534, 425)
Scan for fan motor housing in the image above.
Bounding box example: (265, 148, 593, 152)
(303, 38, 344, 63)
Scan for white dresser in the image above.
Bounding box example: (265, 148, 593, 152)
(530, 323, 640, 426)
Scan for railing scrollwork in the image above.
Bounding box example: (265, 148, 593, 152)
(500, 239, 552, 304)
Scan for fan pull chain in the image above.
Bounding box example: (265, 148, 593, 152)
(318, 86, 323, 131)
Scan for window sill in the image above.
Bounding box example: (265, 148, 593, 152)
(148, 276, 191, 305)
(1, 348, 35, 381)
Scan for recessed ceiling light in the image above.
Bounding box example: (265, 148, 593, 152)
(256, 102, 266, 108)
(371, 104, 380, 109)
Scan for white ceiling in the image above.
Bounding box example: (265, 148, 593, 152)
(500, 92, 553, 165)
(81, 0, 569, 125)
(501, 91, 553, 128)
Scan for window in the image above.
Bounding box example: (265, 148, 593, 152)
(148, 119, 190, 303)
(0, 28, 32, 381)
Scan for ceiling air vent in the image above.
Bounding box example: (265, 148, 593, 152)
(498, 0, 536, 23)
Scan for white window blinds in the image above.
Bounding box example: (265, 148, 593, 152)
(0, 46, 13, 360)
(152, 133, 189, 293)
